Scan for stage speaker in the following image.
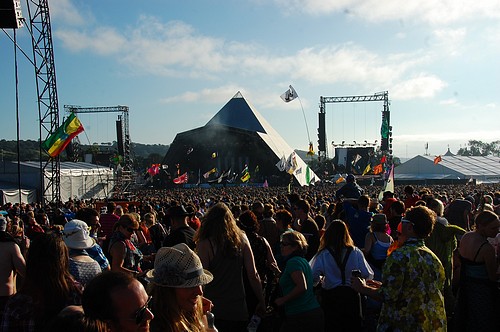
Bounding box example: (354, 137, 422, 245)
(0, 0, 23, 29)
(116, 120, 124, 156)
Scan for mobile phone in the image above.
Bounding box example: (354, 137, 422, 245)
(351, 269, 362, 278)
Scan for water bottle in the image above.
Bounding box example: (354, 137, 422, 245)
(205, 311, 218, 332)
(247, 314, 261, 332)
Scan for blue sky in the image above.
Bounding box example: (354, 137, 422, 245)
(1, 0, 499, 159)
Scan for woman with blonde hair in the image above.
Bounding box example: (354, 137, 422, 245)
(195, 202, 265, 332)
(275, 230, 324, 332)
(310, 221, 373, 331)
(146, 243, 215, 332)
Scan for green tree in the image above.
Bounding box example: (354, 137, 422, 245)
(456, 140, 500, 156)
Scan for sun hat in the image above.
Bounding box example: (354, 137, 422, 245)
(146, 243, 213, 288)
(63, 219, 95, 249)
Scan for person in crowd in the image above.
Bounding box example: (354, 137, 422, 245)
(424, 198, 465, 314)
(82, 271, 154, 332)
(343, 195, 373, 248)
(310, 220, 373, 331)
(403, 185, 420, 209)
(362, 214, 393, 280)
(293, 199, 320, 261)
(335, 174, 364, 199)
(1, 233, 83, 331)
(46, 305, 108, 332)
(387, 200, 405, 239)
(258, 203, 280, 250)
(99, 202, 120, 239)
(314, 214, 326, 239)
(0, 216, 26, 317)
(145, 212, 167, 252)
(63, 219, 102, 286)
(185, 204, 201, 230)
(24, 210, 45, 240)
(352, 206, 447, 331)
(163, 205, 196, 250)
(195, 202, 265, 332)
(108, 214, 145, 276)
(146, 243, 216, 332)
(454, 210, 499, 331)
(445, 196, 473, 231)
(381, 191, 397, 220)
(275, 230, 324, 332)
(238, 210, 280, 311)
(74, 208, 110, 271)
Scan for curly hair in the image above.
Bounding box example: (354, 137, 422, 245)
(194, 202, 243, 257)
(404, 206, 436, 238)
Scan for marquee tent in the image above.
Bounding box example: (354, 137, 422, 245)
(395, 155, 500, 183)
(0, 161, 114, 203)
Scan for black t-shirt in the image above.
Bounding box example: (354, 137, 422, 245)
(163, 225, 195, 250)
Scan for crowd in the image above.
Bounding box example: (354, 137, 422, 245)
(0, 179, 499, 331)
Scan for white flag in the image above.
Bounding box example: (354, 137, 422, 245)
(280, 85, 298, 103)
(276, 155, 287, 171)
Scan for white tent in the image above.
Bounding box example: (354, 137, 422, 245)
(0, 183, 36, 205)
(0, 161, 114, 202)
(395, 155, 500, 183)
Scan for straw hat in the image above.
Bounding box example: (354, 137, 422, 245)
(146, 243, 213, 288)
(63, 219, 95, 249)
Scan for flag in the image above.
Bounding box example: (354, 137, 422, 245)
(241, 172, 250, 183)
(147, 164, 160, 177)
(380, 117, 389, 139)
(42, 113, 84, 157)
(187, 147, 193, 155)
(276, 155, 287, 171)
(380, 155, 387, 164)
(286, 152, 298, 175)
(306, 166, 311, 185)
(336, 176, 345, 184)
(254, 165, 260, 173)
(373, 163, 383, 175)
(362, 163, 371, 176)
(307, 142, 315, 156)
(434, 155, 442, 164)
(352, 154, 362, 166)
(280, 85, 298, 103)
(263, 179, 269, 188)
(173, 172, 188, 184)
(203, 168, 217, 179)
(211, 152, 217, 159)
(378, 165, 395, 201)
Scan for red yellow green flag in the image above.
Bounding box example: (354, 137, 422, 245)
(42, 113, 84, 157)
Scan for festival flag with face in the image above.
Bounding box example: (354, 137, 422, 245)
(280, 85, 298, 103)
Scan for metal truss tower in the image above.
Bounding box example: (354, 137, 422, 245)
(318, 91, 390, 160)
(64, 105, 134, 197)
(26, 0, 61, 205)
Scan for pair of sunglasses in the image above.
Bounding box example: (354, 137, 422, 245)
(134, 296, 152, 324)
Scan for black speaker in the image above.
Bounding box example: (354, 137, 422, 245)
(116, 120, 124, 156)
(0, 0, 23, 29)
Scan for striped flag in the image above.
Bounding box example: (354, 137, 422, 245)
(173, 172, 188, 184)
(42, 113, 84, 157)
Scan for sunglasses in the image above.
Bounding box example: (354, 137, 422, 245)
(134, 296, 152, 324)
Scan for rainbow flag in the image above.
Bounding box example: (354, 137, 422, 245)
(42, 113, 84, 157)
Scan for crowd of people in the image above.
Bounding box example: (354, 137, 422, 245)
(0, 180, 499, 331)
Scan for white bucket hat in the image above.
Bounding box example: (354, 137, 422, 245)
(63, 219, 95, 250)
(146, 243, 213, 288)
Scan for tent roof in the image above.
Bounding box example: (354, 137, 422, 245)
(396, 155, 500, 183)
(169, 91, 319, 186)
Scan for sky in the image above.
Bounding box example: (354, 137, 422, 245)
(1, 0, 499, 160)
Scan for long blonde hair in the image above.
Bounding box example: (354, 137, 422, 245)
(148, 285, 205, 332)
(194, 202, 243, 257)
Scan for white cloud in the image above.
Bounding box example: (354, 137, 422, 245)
(391, 74, 447, 100)
(272, 0, 500, 25)
(48, 0, 92, 26)
(160, 85, 246, 103)
(55, 27, 126, 55)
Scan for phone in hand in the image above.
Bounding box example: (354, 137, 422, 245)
(351, 269, 362, 278)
